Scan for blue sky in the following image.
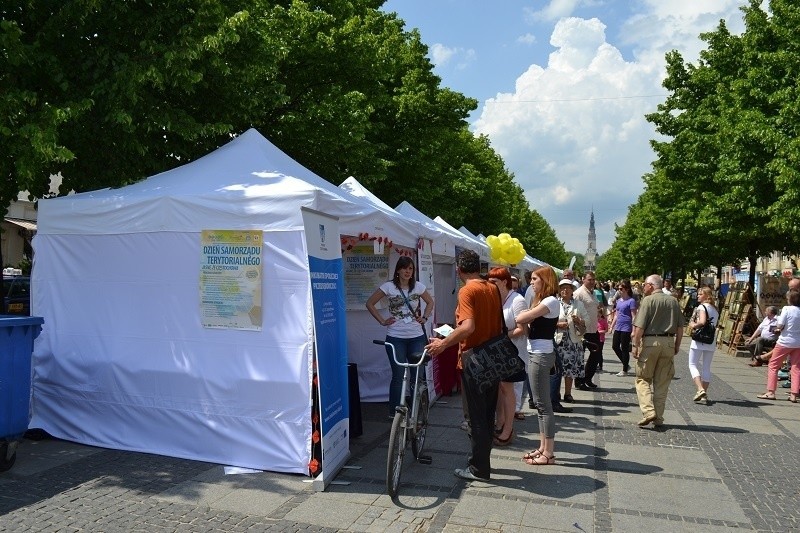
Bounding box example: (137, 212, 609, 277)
(381, 0, 750, 259)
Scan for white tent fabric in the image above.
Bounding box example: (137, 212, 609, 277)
(434, 216, 489, 261)
(395, 201, 475, 258)
(31, 128, 418, 473)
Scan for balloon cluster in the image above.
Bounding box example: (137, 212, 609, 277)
(486, 233, 526, 265)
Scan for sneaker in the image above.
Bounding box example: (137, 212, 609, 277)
(778, 370, 789, 380)
(637, 415, 657, 427)
(693, 389, 707, 402)
(454, 468, 490, 482)
(615, 371, 628, 377)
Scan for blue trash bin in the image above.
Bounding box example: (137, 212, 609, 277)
(0, 315, 44, 472)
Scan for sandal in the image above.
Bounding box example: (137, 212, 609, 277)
(522, 449, 544, 461)
(523, 452, 556, 465)
(789, 394, 798, 403)
(493, 429, 514, 447)
(757, 393, 776, 400)
(514, 412, 525, 420)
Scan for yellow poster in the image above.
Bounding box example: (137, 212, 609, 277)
(200, 230, 263, 330)
(343, 243, 390, 310)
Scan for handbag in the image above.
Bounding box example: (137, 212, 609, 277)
(691, 304, 716, 344)
(462, 286, 525, 393)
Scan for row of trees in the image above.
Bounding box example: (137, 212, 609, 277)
(597, 0, 800, 286)
(1, 0, 568, 267)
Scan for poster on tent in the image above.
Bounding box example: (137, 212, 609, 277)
(199, 230, 263, 330)
(301, 208, 349, 489)
(342, 239, 390, 310)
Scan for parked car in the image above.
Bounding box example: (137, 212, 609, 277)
(2, 275, 31, 315)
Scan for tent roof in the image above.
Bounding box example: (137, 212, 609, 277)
(37, 129, 419, 246)
(394, 200, 478, 254)
(338, 177, 439, 242)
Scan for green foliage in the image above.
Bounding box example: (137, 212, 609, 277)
(1, 0, 566, 267)
(611, 0, 800, 279)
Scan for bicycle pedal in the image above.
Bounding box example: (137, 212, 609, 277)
(416, 454, 432, 465)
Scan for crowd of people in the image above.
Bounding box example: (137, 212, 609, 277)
(369, 251, 799, 482)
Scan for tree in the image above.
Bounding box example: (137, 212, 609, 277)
(1, 0, 569, 261)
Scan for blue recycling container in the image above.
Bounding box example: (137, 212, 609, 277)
(0, 315, 44, 471)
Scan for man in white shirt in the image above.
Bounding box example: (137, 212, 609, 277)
(746, 306, 779, 366)
(574, 271, 601, 389)
(662, 278, 673, 295)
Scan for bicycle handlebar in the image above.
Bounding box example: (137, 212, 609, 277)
(373, 340, 430, 367)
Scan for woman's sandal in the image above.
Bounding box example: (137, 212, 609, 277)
(523, 452, 556, 465)
(514, 412, 526, 420)
(757, 393, 776, 400)
(522, 449, 544, 461)
(789, 394, 798, 403)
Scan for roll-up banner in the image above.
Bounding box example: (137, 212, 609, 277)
(301, 208, 349, 490)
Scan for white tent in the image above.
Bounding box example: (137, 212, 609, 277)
(395, 201, 475, 258)
(31, 128, 420, 473)
(435, 216, 490, 261)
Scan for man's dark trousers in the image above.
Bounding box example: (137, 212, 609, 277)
(460, 362, 499, 479)
(583, 332, 603, 384)
(550, 348, 563, 405)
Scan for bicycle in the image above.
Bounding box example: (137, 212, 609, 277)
(373, 339, 432, 498)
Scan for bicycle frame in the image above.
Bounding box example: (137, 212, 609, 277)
(373, 339, 432, 498)
(375, 339, 428, 420)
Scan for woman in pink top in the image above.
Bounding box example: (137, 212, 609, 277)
(757, 289, 800, 403)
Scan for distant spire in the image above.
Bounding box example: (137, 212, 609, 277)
(585, 209, 597, 271)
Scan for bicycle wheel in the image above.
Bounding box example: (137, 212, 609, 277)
(386, 411, 407, 497)
(411, 385, 429, 459)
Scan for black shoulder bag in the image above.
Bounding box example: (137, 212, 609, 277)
(463, 285, 525, 393)
(691, 304, 716, 344)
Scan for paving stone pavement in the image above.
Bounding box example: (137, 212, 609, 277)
(1, 338, 798, 532)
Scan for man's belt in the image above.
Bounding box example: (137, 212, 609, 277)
(644, 333, 674, 337)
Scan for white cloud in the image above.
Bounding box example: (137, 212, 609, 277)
(457, 49, 477, 70)
(517, 33, 537, 46)
(525, 0, 605, 23)
(429, 43, 458, 66)
(526, 0, 583, 22)
(429, 43, 476, 71)
(472, 3, 747, 254)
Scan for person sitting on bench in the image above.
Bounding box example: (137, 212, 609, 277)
(747, 306, 779, 366)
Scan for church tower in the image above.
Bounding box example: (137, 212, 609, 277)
(585, 210, 597, 272)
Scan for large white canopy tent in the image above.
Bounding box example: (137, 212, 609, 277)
(30, 128, 421, 473)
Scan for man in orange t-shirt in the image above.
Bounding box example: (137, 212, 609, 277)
(426, 249, 502, 482)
